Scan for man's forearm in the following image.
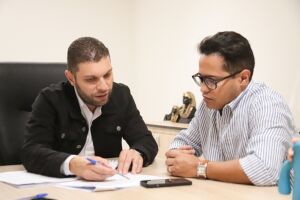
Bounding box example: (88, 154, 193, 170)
(206, 159, 252, 184)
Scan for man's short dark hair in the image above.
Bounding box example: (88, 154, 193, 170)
(198, 31, 255, 80)
(67, 37, 110, 73)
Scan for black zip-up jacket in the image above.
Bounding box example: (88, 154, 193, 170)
(22, 81, 158, 177)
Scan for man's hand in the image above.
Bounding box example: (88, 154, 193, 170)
(288, 137, 300, 161)
(178, 145, 196, 154)
(69, 156, 116, 181)
(165, 146, 195, 156)
(118, 149, 143, 174)
(165, 149, 199, 177)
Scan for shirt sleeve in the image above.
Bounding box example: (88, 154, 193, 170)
(169, 104, 207, 156)
(239, 93, 295, 186)
(60, 155, 76, 175)
(121, 85, 158, 166)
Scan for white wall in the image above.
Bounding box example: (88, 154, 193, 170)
(131, 0, 300, 129)
(0, 0, 299, 129)
(0, 0, 135, 86)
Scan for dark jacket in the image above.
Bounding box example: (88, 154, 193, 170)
(22, 81, 158, 177)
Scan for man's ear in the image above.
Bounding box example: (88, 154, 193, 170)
(240, 69, 251, 86)
(64, 70, 75, 86)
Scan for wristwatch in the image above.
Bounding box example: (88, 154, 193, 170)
(197, 160, 208, 179)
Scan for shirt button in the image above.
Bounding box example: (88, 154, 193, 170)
(81, 126, 86, 132)
(61, 133, 66, 139)
(116, 126, 121, 132)
(76, 145, 82, 149)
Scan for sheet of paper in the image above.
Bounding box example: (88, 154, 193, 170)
(0, 159, 163, 191)
(108, 159, 118, 169)
(0, 171, 76, 187)
(58, 173, 165, 192)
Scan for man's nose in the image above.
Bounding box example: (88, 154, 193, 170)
(96, 78, 109, 91)
(200, 83, 210, 94)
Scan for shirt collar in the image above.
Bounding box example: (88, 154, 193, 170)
(225, 80, 255, 111)
(74, 87, 102, 119)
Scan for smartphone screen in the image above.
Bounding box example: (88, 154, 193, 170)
(140, 178, 192, 188)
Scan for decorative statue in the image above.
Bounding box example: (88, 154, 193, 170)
(164, 91, 196, 123)
(164, 106, 180, 122)
(178, 91, 196, 123)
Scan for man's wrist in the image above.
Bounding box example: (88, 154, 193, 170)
(196, 159, 209, 179)
(61, 155, 76, 175)
(133, 149, 147, 163)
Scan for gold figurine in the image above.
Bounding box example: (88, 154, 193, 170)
(164, 91, 196, 123)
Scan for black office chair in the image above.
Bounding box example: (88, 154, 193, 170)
(0, 63, 66, 165)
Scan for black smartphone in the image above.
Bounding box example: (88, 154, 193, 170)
(140, 178, 192, 188)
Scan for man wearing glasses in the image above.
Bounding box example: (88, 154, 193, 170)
(165, 31, 295, 186)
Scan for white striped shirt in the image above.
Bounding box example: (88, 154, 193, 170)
(170, 81, 296, 186)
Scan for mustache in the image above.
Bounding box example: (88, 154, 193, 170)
(94, 89, 112, 97)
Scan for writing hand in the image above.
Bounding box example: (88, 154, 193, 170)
(69, 156, 116, 181)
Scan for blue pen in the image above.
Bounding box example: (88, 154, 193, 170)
(86, 157, 97, 165)
(17, 193, 48, 200)
(86, 158, 129, 180)
(32, 193, 48, 199)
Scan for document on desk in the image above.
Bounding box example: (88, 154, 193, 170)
(0, 171, 76, 187)
(58, 173, 165, 192)
(0, 160, 117, 188)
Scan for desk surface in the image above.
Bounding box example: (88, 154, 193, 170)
(0, 159, 290, 200)
(147, 121, 188, 129)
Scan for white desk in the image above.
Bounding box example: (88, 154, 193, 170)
(0, 159, 291, 200)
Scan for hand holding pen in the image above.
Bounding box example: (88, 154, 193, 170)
(86, 158, 130, 180)
(69, 156, 116, 181)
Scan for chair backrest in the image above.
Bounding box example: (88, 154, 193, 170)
(0, 63, 66, 165)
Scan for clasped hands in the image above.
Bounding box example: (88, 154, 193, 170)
(165, 145, 203, 178)
(70, 149, 143, 181)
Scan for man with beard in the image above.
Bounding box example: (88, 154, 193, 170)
(22, 37, 158, 180)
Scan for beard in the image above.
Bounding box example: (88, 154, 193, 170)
(74, 83, 112, 108)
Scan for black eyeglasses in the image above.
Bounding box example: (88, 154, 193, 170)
(192, 70, 242, 90)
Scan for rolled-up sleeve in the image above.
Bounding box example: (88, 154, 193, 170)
(240, 93, 294, 186)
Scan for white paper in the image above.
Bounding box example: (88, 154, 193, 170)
(0, 159, 117, 187)
(108, 159, 118, 169)
(0, 171, 76, 187)
(58, 173, 165, 192)
(0, 159, 164, 191)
